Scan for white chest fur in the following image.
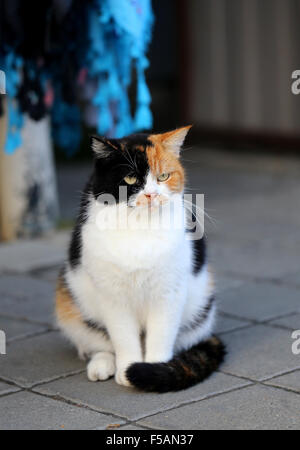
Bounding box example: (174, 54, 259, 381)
(82, 198, 187, 273)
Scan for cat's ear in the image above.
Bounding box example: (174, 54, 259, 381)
(157, 126, 192, 156)
(91, 136, 118, 158)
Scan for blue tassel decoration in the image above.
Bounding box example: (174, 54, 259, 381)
(1, 0, 154, 154)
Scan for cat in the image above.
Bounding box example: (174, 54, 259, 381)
(56, 126, 225, 392)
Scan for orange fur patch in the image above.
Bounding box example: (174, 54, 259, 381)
(210, 336, 220, 347)
(181, 363, 196, 377)
(147, 134, 185, 193)
(56, 276, 82, 324)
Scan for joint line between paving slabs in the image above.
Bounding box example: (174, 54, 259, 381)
(219, 368, 300, 396)
(25, 380, 257, 426)
(27, 388, 133, 427)
(219, 310, 300, 331)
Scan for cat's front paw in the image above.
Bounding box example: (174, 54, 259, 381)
(87, 352, 115, 381)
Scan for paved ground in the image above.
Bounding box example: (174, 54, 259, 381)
(0, 147, 300, 430)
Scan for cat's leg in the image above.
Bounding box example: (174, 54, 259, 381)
(144, 283, 186, 363)
(103, 305, 143, 387)
(58, 313, 116, 382)
(174, 266, 216, 353)
(61, 268, 142, 386)
(56, 276, 115, 381)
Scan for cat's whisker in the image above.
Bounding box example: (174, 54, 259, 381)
(181, 146, 195, 153)
(183, 198, 217, 228)
(120, 149, 135, 170)
(184, 187, 199, 192)
(125, 147, 137, 170)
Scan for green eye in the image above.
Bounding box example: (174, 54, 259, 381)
(157, 173, 170, 182)
(124, 175, 137, 185)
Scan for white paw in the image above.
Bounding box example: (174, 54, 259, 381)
(87, 352, 115, 381)
(115, 366, 132, 387)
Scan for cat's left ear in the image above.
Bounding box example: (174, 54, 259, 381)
(158, 125, 192, 157)
(90, 136, 118, 158)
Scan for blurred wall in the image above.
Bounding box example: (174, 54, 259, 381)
(148, 0, 180, 131)
(186, 0, 300, 135)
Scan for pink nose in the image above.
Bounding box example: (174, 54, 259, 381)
(145, 193, 158, 199)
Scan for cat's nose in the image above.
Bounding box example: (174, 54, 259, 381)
(145, 193, 158, 200)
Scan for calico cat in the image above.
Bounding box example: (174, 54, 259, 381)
(56, 126, 225, 392)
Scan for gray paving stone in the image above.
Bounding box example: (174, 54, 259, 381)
(0, 232, 68, 273)
(0, 391, 119, 430)
(187, 161, 281, 205)
(186, 152, 300, 244)
(207, 179, 300, 243)
(269, 314, 300, 331)
(0, 382, 20, 396)
(221, 324, 300, 381)
(33, 371, 250, 421)
(209, 236, 300, 280)
(31, 267, 60, 284)
(215, 275, 244, 293)
(95, 421, 127, 430)
(215, 315, 250, 334)
(0, 275, 55, 324)
(210, 200, 300, 244)
(185, 146, 300, 176)
(283, 271, 300, 288)
(0, 332, 84, 387)
(265, 370, 300, 393)
(138, 384, 300, 430)
(117, 424, 147, 430)
(219, 282, 300, 322)
(0, 317, 47, 342)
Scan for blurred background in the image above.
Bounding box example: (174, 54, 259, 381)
(1, 0, 300, 239)
(151, 0, 300, 144)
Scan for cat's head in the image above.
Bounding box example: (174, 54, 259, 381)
(90, 126, 191, 208)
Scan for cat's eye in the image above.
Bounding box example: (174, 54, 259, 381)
(157, 173, 170, 182)
(124, 175, 137, 185)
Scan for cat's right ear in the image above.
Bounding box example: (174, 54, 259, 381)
(90, 136, 116, 158)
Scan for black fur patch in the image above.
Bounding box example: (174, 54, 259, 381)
(68, 133, 153, 268)
(126, 335, 226, 393)
(192, 237, 206, 274)
(179, 295, 215, 334)
(68, 180, 92, 268)
(92, 134, 153, 203)
(83, 319, 109, 338)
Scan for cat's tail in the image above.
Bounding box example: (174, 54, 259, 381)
(126, 336, 226, 393)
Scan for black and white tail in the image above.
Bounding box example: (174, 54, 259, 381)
(126, 336, 226, 393)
